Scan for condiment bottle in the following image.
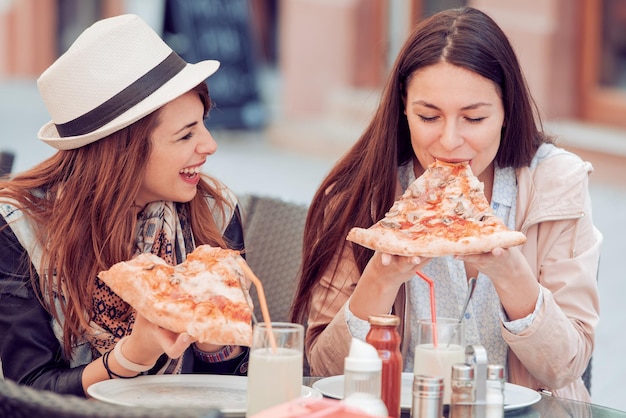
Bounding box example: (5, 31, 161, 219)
(366, 314, 402, 418)
(342, 338, 389, 417)
(449, 363, 475, 418)
(485, 364, 505, 418)
(411, 375, 443, 418)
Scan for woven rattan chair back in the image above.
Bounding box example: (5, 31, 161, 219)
(240, 194, 308, 325)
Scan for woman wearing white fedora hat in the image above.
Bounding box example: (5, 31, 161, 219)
(0, 14, 250, 396)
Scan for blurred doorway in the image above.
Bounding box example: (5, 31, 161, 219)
(581, 0, 626, 129)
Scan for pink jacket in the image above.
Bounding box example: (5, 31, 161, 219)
(305, 146, 601, 401)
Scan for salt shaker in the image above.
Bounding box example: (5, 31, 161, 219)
(342, 338, 389, 417)
(366, 314, 402, 418)
(486, 364, 505, 418)
(449, 363, 474, 418)
(411, 375, 443, 418)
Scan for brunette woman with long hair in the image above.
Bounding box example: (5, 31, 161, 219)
(0, 15, 248, 396)
(290, 7, 600, 401)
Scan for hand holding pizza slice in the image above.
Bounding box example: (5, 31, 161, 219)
(98, 245, 254, 347)
(347, 160, 526, 257)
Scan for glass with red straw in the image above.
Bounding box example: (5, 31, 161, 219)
(414, 270, 465, 404)
(416, 270, 438, 347)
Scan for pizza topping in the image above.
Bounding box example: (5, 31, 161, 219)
(346, 160, 527, 257)
(454, 201, 465, 216)
(380, 219, 401, 229)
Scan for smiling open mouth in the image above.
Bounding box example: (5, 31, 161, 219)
(180, 166, 201, 179)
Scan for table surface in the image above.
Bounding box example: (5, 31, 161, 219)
(5, 374, 623, 418)
(514, 394, 626, 418)
(303, 377, 626, 418)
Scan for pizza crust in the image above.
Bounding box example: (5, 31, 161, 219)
(347, 224, 526, 257)
(98, 245, 253, 346)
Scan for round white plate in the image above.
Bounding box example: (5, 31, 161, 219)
(88, 374, 321, 417)
(312, 372, 541, 412)
(503, 381, 543, 411)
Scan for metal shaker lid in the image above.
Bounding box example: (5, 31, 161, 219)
(487, 364, 505, 380)
(413, 375, 444, 398)
(452, 363, 474, 381)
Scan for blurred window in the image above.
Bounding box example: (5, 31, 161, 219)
(56, 0, 102, 55)
(422, 0, 466, 17)
(600, 0, 626, 89)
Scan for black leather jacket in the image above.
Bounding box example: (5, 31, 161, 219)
(0, 206, 248, 396)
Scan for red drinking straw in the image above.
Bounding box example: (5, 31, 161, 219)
(416, 270, 438, 348)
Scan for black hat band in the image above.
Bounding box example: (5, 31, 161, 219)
(55, 51, 187, 138)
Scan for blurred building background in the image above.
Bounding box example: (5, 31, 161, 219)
(1, 0, 626, 411)
(2, 0, 626, 162)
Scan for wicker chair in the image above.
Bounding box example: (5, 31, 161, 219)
(0, 150, 14, 177)
(0, 377, 222, 418)
(239, 194, 310, 375)
(239, 194, 308, 325)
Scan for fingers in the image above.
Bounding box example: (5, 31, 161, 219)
(133, 317, 196, 359)
(380, 252, 422, 266)
(162, 332, 194, 359)
(456, 247, 507, 261)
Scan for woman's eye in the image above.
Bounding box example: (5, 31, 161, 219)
(419, 115, 439, 122)
(466, 117, 486, 123)
(180, 132, 193, 141)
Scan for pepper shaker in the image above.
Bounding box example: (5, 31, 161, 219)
(486, 364, 505, 418)
(411, 375, 443, 418)
(449, 363, 475, 418)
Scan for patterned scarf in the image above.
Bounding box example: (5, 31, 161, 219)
(88, 201, 195, 374)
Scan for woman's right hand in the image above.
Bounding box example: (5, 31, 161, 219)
(349, 252, 427, 320)
(83, 314, 194, 394)
(123, 313, 195, 365)
(368, 251, 426, 286)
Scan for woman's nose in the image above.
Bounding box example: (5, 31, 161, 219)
(439, 120, 464, 151)
(198, 127, 218, 155)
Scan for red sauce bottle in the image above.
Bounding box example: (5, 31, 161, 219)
(366, 314, 402, 418)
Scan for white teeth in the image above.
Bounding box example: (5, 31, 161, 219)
(180, 166, 201, 174)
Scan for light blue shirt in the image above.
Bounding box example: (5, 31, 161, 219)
(346, 160, 543, 373)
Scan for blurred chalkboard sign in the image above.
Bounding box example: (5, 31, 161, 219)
(163, 0, 266, 129)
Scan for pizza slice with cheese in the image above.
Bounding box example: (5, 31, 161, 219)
(98, 245, 253, 346)
(347, 160, 526, 257)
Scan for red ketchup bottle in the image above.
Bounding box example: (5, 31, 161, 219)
(366, 314, 403, 418)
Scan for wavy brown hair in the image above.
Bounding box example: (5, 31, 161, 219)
(290, 7, 551, 325)
(0, 82, 232, 358)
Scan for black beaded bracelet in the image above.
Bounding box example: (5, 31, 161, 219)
(102, 350, 138, 379)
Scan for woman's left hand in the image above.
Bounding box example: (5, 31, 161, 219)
(456, 247, 540, 320)
(456, 246, 527, 283)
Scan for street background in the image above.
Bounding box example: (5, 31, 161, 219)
(1, 75, 626, 411)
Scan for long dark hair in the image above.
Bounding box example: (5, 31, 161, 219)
(290, 7, 549, 325)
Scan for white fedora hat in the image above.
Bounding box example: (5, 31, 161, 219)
(37, 14, 220, 150)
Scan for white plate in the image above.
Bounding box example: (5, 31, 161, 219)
(502, 382, 542, 411)
(88, 374, 322, 417)
(312, 372, 541, 412)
